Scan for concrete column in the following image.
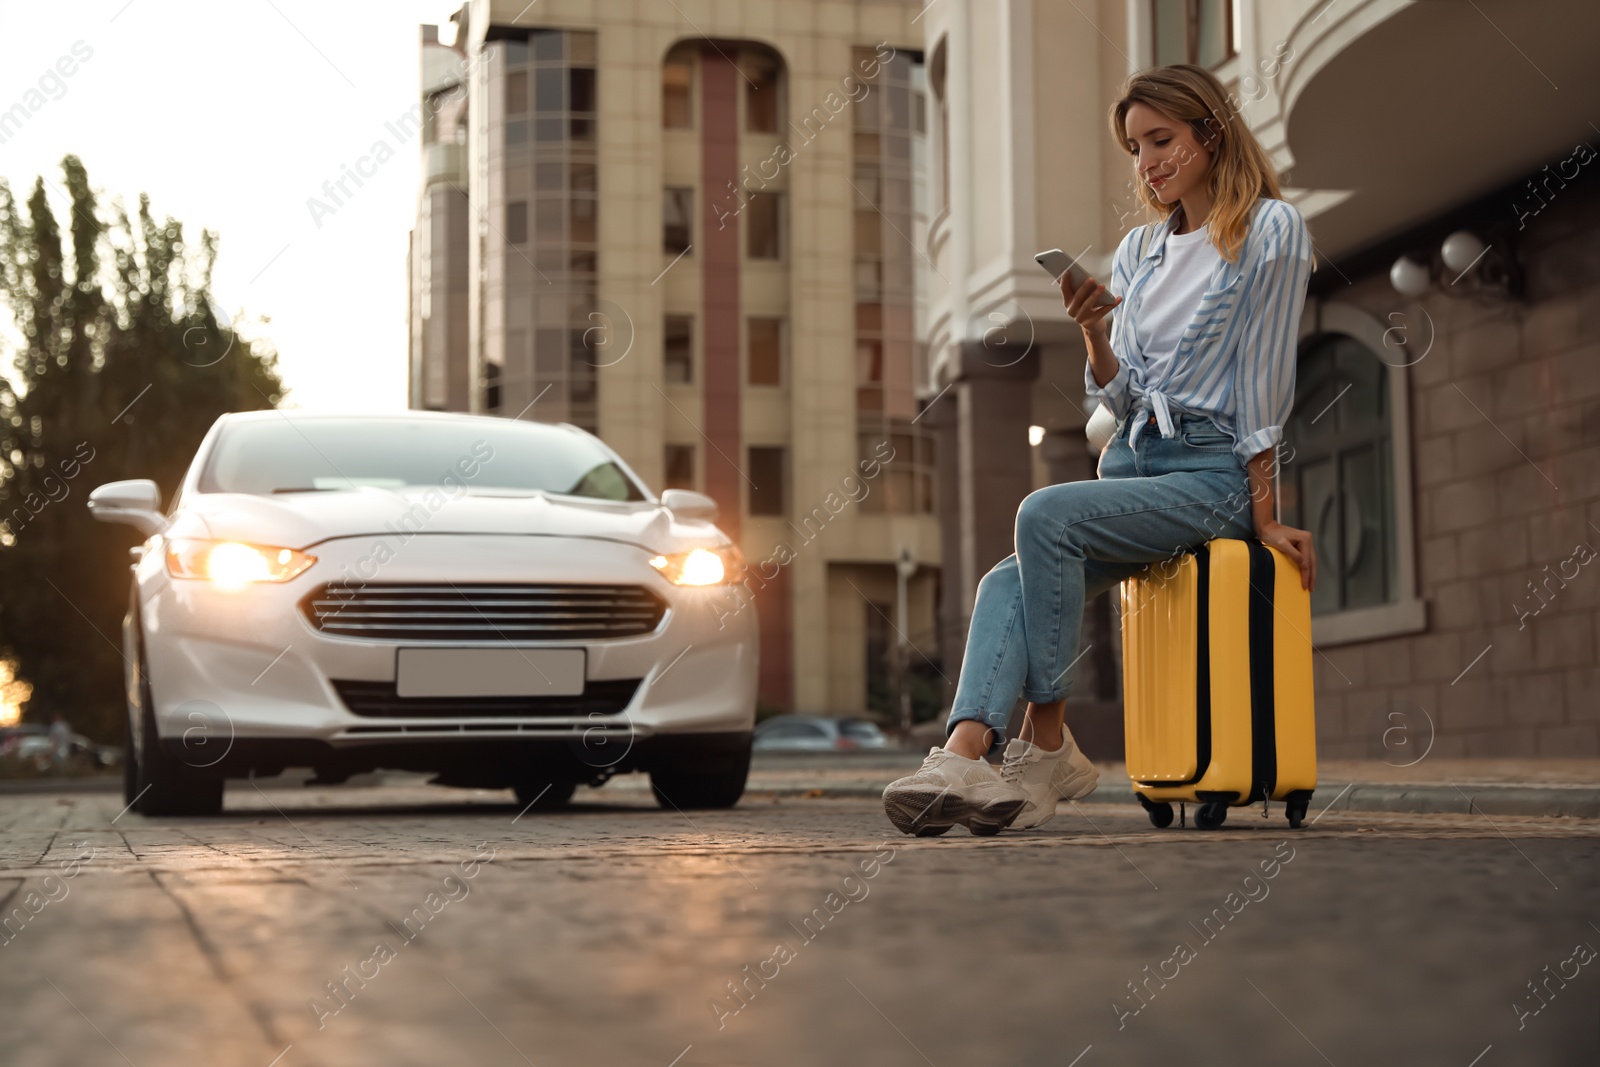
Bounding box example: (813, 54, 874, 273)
(932, 338, 1040, 712)
(926, 388, 963, 713)
(1038, 428, 1120, 704)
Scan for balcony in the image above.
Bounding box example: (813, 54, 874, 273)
(424, 142, 465, 186)
(1281, 0, 1600, 257)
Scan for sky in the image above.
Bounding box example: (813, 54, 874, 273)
(0, 0, 467, 411)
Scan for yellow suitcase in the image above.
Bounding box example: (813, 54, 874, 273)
(1119, 537, 1317, 830)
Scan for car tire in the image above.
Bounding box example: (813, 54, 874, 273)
(649, 740, 751, 810)
(122, 699, 140, 808)
(512, 778, 577, 811)
(130, 621, 224, 818)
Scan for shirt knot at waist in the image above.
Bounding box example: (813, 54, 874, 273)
(1131, 392, 1180, 440)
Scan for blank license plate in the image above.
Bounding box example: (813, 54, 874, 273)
(395, 648, 586, 698)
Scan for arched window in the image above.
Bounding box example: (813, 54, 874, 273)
(1281, 314, 1426, 645)
(928, 37, 949, 216)
(1282, 334, 1396, 615)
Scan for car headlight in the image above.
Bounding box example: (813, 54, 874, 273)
(165, 539, 317, 589)
(649, 544, 744, 586)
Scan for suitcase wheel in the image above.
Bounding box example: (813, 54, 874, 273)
(1284, 792, 1313, 829)
(1134, 794, 1176, 829)
(1194, 801, 1228, 830)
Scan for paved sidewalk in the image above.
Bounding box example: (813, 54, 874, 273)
(2, 787, 1593, 1064)
(729, 753, 1600, 819)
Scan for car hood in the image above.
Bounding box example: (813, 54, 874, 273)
(176, 488, 718, 553)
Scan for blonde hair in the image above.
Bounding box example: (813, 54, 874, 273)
(1109, 64, 1312, 268)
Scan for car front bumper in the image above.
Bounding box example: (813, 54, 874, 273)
(136, 533, 758, 774)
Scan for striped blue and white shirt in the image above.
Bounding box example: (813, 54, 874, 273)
(1085, 197, 1315, 466)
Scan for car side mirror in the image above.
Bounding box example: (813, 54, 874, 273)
(660, 488, 717, 523)
(88, 479, 168, 538)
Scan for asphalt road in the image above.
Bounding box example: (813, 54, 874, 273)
(1, 778, 1596, 1067)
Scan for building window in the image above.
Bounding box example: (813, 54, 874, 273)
(570, 196, 596, 244)
(1152, 0, 1238, 69)
(665, 315, 694, 384)
(748, 447, 787, 516)
(1281, 334, 1396, 617)
(743, 48, 782, 133)
(664, 186, 694, 254)
(483, 360, 501, 411)
(486, 28, 600, 433)
(571, 160, 595, 193)
(535, 66, 562, 112)
(747, 317, 784, 386)
(663, 45, 694, 128)
(856, 333, 882, 414)
(664, 444, 696, 490)
(505, 201, 527, 245)
(425, 83, 467, 145)
(569, 67, 595, 112)
(532, 28, 562, 62)
(930, 40, 949, 214)
(505, 71, 528, 115)
(746, 192, 782, 260)
(852, 45, 930, 511)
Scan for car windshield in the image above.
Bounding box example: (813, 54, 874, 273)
(199, 417, 649, 502)
(839, 721, 884, 739)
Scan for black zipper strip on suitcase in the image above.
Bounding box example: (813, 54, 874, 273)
(1245, 539, 1279, 803)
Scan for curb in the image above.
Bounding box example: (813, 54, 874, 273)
(1313, 782, 1600, 820)
(746, 779, 1600, 819)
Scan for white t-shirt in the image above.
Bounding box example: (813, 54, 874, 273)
(1132, 223, 1221, 385)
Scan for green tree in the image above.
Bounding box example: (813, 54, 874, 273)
(0, 155, 286, 740)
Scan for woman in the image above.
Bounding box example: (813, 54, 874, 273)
(883, 64, 1319, 837)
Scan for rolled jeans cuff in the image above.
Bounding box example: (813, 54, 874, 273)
(945, 705, 1008, 759)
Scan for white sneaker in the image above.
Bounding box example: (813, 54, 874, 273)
(999, 731, 1099, 829)
(882, 747, 1027, 837)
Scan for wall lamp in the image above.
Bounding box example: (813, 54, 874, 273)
(1389, 228, 1522, 302)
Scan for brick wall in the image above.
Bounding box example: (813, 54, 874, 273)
(1314, 178, 1600, 760)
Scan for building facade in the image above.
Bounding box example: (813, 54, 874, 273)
(920, 0, 1600, 758)
(413, 0, 1600, 757)
(408, 0, 943, 718)
(409, 25, 472, 413)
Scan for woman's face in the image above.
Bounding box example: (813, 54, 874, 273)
(1124, 102, 1213, 205)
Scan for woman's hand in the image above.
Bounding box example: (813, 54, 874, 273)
(1258, 520, 1317, 592)
(1060, 271, 1122, 340)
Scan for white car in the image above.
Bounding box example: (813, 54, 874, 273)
(88, 411, 758, 816)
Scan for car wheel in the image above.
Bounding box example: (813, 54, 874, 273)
(130, 622, 224, 818)
(123, 694, 140, 808)
(649, 740, 751, 810)
(512, 778, 577, 811)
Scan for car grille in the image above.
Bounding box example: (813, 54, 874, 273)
(302, 582, 667, 641)
(331, 677, 642, 719)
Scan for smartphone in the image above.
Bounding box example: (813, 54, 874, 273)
(1036, 248, 1117, 307)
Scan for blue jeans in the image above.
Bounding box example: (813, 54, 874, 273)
(946, 409, 1259, 756)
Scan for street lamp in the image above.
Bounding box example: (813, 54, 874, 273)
(895, 547, 917, 740)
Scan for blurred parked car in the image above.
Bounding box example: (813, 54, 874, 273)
(88, 411, 757, 816)
(0, 724, 49, 759)
(0, 727, 119, 770)
(753, 715, 890, 752)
